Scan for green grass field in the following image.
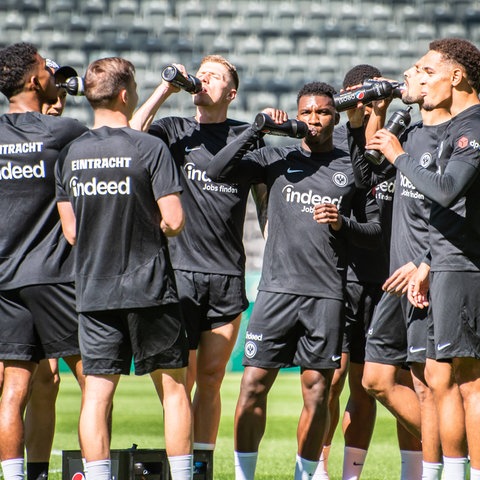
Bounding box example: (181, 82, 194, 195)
(42, 372, 404, 480)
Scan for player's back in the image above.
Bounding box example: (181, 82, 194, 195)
(0, 111, 87, 288)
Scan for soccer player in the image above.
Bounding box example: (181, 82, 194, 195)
(130, 55, 267, 459)
(316, 64, 423, 480)
(55, 57, 193, 480)
(41, 60, 75, 117)
(360, 59, 454, 480)
(366, 37, 480, 479)
(23, 60, 86, 480)
(206, 81, 381, 480)
(0, 43, 88, 480)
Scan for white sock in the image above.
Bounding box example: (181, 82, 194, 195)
(168, 454, 193, 480)
(193, 442, 215, 451)
(443, 456, 468, 480)
(234, 451, 258, 480)
(342, 446, 368, 480)
(81, 458, 88, 475)
(400, 450, 423, 480)
(1, 458, 24, 480)
(421, 461, 443, 480)
(294, 454, 318, 480)
(470, 467, 480, 480)
(85, 459, 111, 480)
(312, 447, 330, 480)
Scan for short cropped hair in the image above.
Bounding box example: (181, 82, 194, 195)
(200, 54, 239, 90)
(84, 57, 135, 108)
(297, 82, 337, 105)
(0, 42, 38, 99)
(343, 64, 382, 89)
(429, 38, 480, 93)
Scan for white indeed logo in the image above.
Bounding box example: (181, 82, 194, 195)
(184, 162, 211, 183)
(282, 184, 343, 206)
(400, 173, 424, 200)
(0, 160, 45, 180)
(376, 180, 395, 194)
(246, 331, 263, 341)
(184, 162, 238, 194)
(400, 173, 417, 189)
(69, 176, 131, 196)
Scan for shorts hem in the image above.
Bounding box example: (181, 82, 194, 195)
(364, 356, 406, 367)
(44, 348, 81, 359)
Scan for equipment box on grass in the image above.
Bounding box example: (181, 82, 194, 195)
(62, 447, 213, 480)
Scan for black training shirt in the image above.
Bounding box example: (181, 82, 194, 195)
(395, 105, 480, 272)
(149, 117, 265, 276)
(207, 129, 381, 300)
(0, 112, 87, 289)
(56, 127, 182, 312)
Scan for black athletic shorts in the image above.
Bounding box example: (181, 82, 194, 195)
(365, 290, 428, 365)
(242, 290, 344, 370)
(79, 303, 188, 375)
(0, 282, 79, 362)
(430, 271, 480, 361)
(342, 281, 383, 364)
(174, 270, 248, 349)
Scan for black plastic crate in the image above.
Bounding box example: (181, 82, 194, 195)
(62, 447, 212, 480)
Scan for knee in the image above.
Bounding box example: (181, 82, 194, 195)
(411, 377, 431, 404)
(236, 376, 271, 413)
(31, 368, 60, 399)
(329, 368, 348, 402)
(196, 363, 227, 392)
(362, 368, 387, 401)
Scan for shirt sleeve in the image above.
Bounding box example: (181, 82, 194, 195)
(394, 152, 479, 208)
(348, 124, 396, 188)
(337, 190, 383, 249)
(54, 148, 70, 202)
(149, 140, 183, 200)
(206, 125, 266, 184)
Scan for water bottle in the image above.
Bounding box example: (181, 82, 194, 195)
(364, 106, 413, 165)
(161, 65, 202, 94)
(253, 113, 308, 138)
(56, 76, 85, 96)
(334, 80, 395, 112)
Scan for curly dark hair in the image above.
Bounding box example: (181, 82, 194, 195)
(297, 82, 337, 105)
(0, 42, 39, 99)
(430, 38, 480, 93)
(343, 64, 382, 89)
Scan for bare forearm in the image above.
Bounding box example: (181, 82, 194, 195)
(130, 84, 174, 132)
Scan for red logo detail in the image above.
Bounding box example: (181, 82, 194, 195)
(72, 473, 85, 480)
(458, 136, 469, 148)
(356, 91, 365, 100)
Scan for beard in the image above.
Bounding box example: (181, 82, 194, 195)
(402, 93, 422, 105)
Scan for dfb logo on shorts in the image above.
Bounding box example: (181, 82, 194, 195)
(72, 473, 85, 480)
(245, 341, 257, 359)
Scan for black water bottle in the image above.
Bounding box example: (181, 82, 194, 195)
(362, 79, 405, 99)
(334, 80, 394, 112)
(57, 77, 85, 96)
(161, 65, 202, 94)
(364, 106, 413, 165)
(253, 113, 308, 138)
